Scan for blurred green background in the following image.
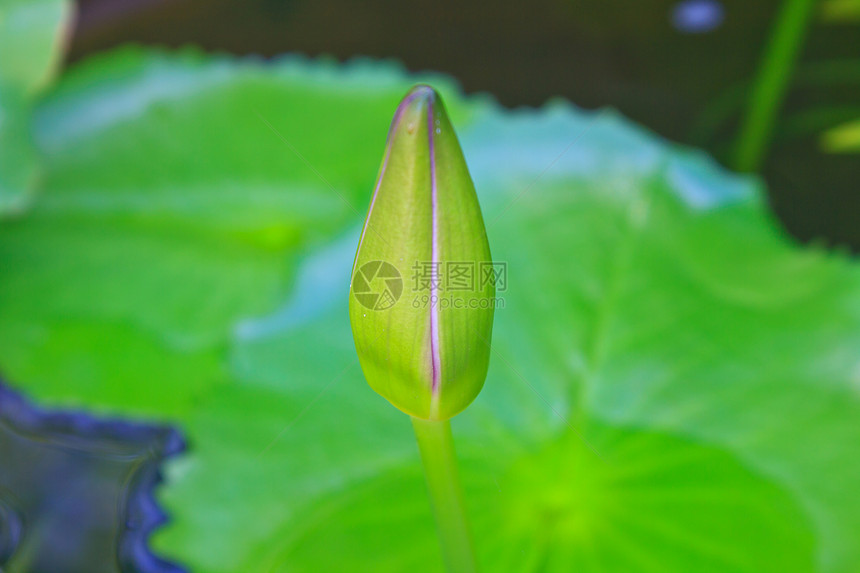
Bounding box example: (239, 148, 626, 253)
(1, 1, 859, 572)
(69, 0, 860, 249)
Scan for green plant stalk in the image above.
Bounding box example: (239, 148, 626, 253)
(732, 0, 817, 172)
(411, 417, 479, 573)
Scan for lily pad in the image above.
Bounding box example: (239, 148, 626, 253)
(0, 0, 70, 215)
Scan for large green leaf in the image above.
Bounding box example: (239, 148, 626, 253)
(0, 85, 38, 214)
(0, 0, 70, 214)
(1, 48, 858, 572)
(0, 0, 70, 94)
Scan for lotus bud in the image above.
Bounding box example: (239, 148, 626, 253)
(349, 85, 495, 421)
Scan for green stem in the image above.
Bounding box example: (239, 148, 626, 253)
(731, 0, 817, 172)
(411, 417, 479, 573)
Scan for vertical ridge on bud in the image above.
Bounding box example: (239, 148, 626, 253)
(427, 90, 443, 419)
(349, 84, 494, 421)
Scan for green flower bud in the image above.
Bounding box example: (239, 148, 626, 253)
(349, 85, 495, 421)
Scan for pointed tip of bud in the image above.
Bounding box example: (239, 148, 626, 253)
(402, 84, 438, 107)
(406, 84, 437, 99)
(388, 84, 439, 138)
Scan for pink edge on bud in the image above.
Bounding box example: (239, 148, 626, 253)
(426, 89, 443, 419)
(353, 87, 427, 276)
